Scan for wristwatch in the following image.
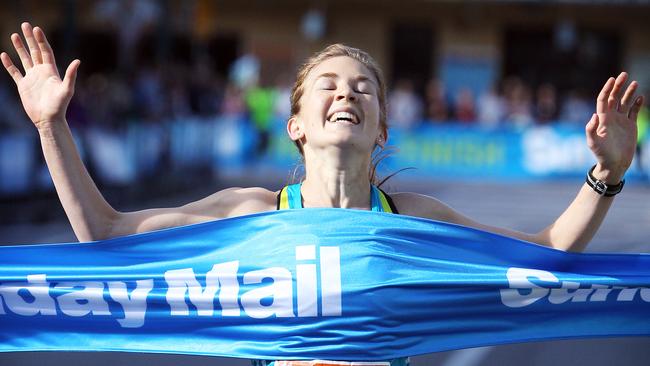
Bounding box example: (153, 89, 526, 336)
(585, 165, 625, 197)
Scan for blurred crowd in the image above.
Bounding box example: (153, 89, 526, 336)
(2, 0, 649, 226)
(388, 77, 594, 130)
(0, 57, 599, 135)
(0, 58, 284, 131)
(0, 0, 638, 134)
(3, 54, 648, 218)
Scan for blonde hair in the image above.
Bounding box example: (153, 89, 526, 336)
(289, 44, 389, 185)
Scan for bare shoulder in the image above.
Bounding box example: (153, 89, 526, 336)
(186, 186, 278, 219)
(115, 186, 278, 237)
(390, 191, 457, 222)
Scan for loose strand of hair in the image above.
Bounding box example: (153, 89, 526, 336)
(370, 145, 416, 189)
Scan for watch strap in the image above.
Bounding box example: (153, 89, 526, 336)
(585, 165, 625, 197)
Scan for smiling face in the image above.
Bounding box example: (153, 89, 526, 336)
(287, 46, 388, 161)
(289, 56, 384, 153)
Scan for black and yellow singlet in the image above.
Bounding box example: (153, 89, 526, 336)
(276, 183, 399, 213)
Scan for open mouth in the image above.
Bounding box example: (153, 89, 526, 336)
(327, 111, 360, 125)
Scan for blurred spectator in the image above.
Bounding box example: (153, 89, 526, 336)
(559, 90, 592, 125)
(84, 73, 114, 127)
(221, 83, 247, 118)
(477, 85, 505, 128)
(453, 87, 476, 123)
(230, 52, 260, 90)
(66, 95, 90, 129)
(189, 57, 222, 117)
(246, 87, 277, 154)
(110, 74, 136, 122)
(636, 106, 648, 178)
(273, 74, 293, 122)
(503, 76, 534, 127)
(134, 67, 165, 121)
(388, 79, 423, 129)
(94, 0, 162, 71)
(0, 84, 30, 131)
(167, 67, 192, 119)
(425, 78, 450, 123)
(535, 83, 558, 124)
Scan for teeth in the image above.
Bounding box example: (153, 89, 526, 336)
(329, 111, 358, 124)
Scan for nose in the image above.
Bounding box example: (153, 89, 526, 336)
(335, 85, 357, 102)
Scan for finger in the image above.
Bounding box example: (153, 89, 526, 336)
(628, 95, 645, 122)
(62, 59, 80, 94)
(597, 77, 615, 114)
(1, 52, 23, 83)
(33, 26, 56, 66)
(585, 113, 599, 137)
(607, 72, 628, 110)
(585, 113, 601, 148)
(619, 80, 638, 114)
(21, 22, 42, 65)
(10, 33, 32, 70)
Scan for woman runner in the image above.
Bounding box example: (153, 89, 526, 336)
(1, 22, 645, 366)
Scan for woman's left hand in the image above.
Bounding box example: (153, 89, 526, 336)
(586, 72, 644, 183)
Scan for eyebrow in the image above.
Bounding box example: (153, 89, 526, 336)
(315, 72, 377, 86)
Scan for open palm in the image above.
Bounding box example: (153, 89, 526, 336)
(1, 22, 79, 128)
(586, 72, 644, 178)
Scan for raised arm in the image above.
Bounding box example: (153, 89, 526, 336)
(527, 72, 644, 251)
(2, 23, 275, 242)
(1, 23, 112, 241)
(396, 72, 644, 252)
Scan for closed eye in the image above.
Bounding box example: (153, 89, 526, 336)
(356, 81, 374, 95)
(315, 78, 336, 90)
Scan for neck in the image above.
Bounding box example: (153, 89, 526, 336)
(301, 146, 372, 209)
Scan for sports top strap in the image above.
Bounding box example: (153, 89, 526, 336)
(277, 183, 398, 213)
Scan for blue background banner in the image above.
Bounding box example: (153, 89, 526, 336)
(265, 124, 649, 181)
(1, 210, 649, 360)
(4, 123, 650, 195)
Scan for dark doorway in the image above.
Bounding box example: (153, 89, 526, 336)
(503, 26, 621, 97)
(390, 23, 434, 93)
(207, 35, 240, 79)
(49, 29, 119, 76)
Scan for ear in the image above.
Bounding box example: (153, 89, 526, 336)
(376, 127, 388, 148)
(287, 116, 304, 141)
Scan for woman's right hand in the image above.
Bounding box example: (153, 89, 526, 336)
(1, 22, 80, 130)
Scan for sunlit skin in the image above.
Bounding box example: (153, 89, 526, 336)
(288, 56, 386, 209)
(1, 22, 645, 253)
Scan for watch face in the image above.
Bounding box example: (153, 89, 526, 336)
(586, 168, 602, 193)
(586, 165, 624, 197)
(595, 181, 608, 195)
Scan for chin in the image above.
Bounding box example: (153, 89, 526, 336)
(325, 134, 373, 152)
